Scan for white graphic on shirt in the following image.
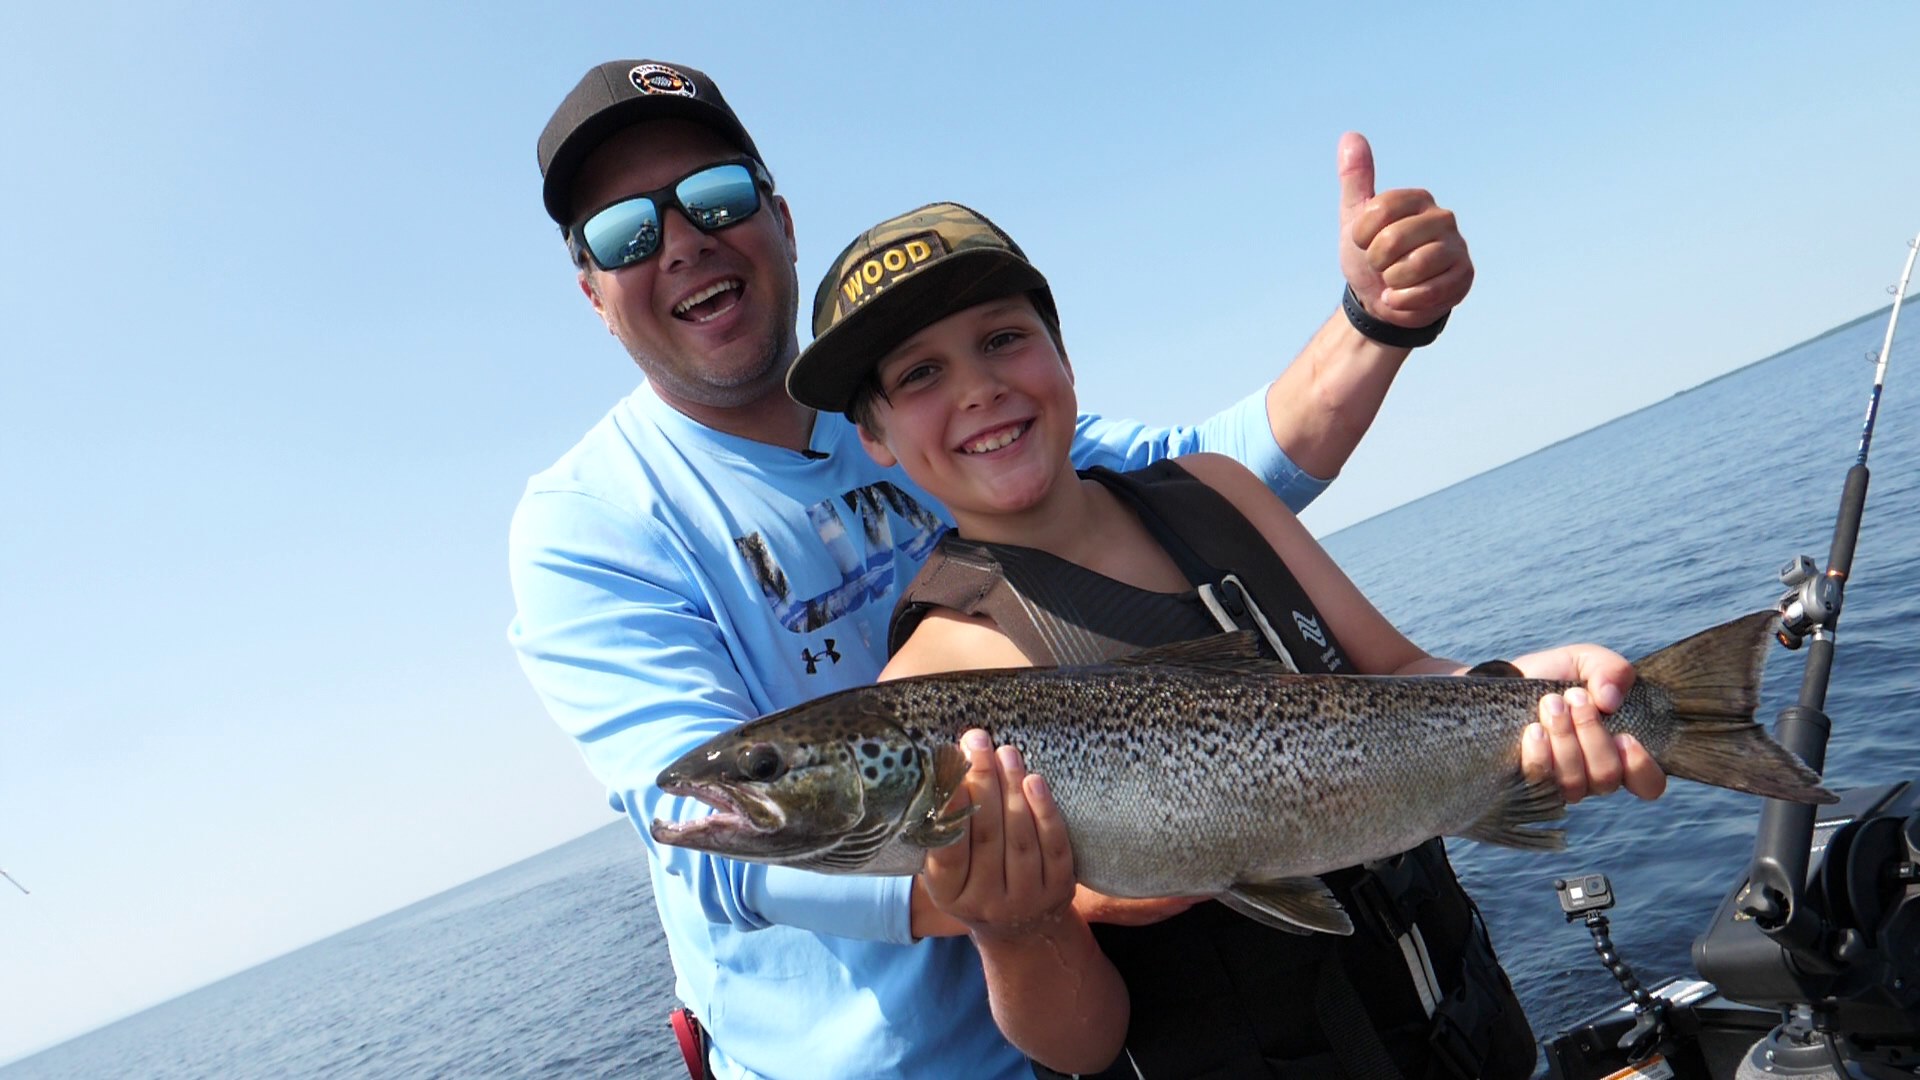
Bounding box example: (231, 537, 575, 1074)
(736, 482, 947, 634)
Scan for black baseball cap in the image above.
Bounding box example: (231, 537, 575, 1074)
(537, 60, 764, 226)
(788, 203, 1058, 414)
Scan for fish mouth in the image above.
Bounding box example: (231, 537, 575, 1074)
(650, 780, 784, 847)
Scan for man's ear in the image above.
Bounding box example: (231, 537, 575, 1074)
(579, 270, 610, 326)
(856, 421, 897, 468)
(774, 194, 798, 265)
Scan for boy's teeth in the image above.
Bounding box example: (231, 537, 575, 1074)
(964, 423, 1028, 454)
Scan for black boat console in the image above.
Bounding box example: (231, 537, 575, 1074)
(1543, 781, 1920, 1079)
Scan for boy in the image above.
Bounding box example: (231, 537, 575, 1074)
(785, 202, 1661, 1078)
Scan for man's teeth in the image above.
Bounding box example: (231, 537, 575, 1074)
(674, 280, 740, 320)
(964, 423, 1029, 454)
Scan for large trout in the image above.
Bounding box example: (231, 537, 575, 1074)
(651, 610, 1834, 934)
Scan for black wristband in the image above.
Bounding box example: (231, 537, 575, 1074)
(1341, 285, 1449, 349)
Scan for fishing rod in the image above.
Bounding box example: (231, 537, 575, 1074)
(1689, 229, 1920, 1076)
(1740, 229, 1918, 941)
(0, 868, 26, 896)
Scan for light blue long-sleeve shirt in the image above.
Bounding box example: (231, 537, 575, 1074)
(507, 382, 1325, 1079)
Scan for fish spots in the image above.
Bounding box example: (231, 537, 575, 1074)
(861, 742, 882, 759)
(863, 765, 879, 781)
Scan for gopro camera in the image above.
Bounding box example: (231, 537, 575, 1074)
(1555, 873, 1616, 919)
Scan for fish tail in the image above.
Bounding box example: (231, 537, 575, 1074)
(1632, 610, 1837, 805)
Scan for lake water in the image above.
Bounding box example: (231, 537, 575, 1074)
(8, 307, 1917, 1078)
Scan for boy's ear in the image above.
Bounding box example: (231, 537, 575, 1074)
(856, 422, 897, 468)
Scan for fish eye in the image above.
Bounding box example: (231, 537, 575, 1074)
(737, 743, 786, 782)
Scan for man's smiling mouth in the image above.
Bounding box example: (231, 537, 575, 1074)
(962, 421, 1031, 455)
(674, 280, 743, 323)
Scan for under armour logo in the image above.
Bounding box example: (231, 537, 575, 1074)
(801, 639, 842, 675)
(1293, 611, 1327, 648)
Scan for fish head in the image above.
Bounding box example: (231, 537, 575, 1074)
(649, 693, 946, 873)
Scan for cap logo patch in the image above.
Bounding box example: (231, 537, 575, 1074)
(630, 64, 696, 98)
(835, 232, 948, 318)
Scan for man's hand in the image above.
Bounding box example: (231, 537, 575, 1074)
(1510, 644, 1667, 804)
(1338, 132, 1472, 328)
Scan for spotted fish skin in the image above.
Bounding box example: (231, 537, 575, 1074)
(651, 611, 1834, 932)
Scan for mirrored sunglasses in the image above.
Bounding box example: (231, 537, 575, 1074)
(572, 161, 768, 272)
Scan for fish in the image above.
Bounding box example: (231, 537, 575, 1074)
(650, 610, 1835, 935)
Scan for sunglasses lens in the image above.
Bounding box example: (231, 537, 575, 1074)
(576, 164, 763, 270)
(675, 164, 761, 231)
(581, 197, 663, 270)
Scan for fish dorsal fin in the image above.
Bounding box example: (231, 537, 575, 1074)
(1459, 774, 1567, 850)
(1109, 631, 1274, 674)
(1218, 877, 1355, 936)
(1465, 659, 1525, 678)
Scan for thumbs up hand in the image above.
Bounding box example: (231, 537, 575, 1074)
(1337, 132, 1472, 331)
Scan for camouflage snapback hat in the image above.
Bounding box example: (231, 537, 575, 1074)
(787, 202, 1059, 414)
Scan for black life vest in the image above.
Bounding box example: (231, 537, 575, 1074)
(890, 461, 1536, 1080)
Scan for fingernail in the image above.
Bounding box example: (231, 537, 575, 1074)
(1028, 775, 1052, 803)
(997, 745, 1024, 771)
(1524, 722, 1544, 745)
(1596, 684, 1624, 712)
(1543, 694, 1568, 718)
(1566, 687, 1590, 709)
(962, 730, 991, 751)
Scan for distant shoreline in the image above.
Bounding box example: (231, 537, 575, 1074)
(1326, 296, 1916, 539)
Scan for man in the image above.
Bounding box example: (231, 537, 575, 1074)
(510, 59, 1479, 1079)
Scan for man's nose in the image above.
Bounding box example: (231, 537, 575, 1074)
(657, 208, 717, 272)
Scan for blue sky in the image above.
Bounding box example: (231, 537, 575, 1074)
(5, 1, 1920, 1064)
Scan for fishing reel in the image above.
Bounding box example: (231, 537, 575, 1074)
(1775, 555, 1842, 650)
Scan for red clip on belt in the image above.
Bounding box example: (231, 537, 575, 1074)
(670, 1007, 711, 1080)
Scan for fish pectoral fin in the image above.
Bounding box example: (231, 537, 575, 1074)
(1219, 877, 1354, 936)
(1464, 659, 1525, 678)
(928, 742, 969, 804)
(899, 743, 977, 849)
(1459, 775, 1568, 851)
(902, 800, 976, 849)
